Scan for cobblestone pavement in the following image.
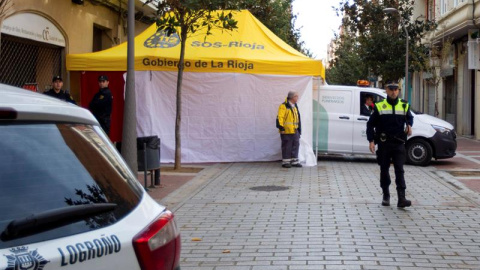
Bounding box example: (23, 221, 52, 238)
(163, 159, 480, 270)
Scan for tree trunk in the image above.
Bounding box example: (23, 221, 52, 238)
(121, 0, 138, 173)
(174, 27, 188, 170)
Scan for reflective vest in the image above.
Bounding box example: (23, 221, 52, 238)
(373, 98, 410, 140)
(376, 99, 410, 116)
(277, 100, 300, 134)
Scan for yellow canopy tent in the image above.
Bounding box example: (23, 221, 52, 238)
(67, 10, 324, 77)
(67, 10, 322, 165)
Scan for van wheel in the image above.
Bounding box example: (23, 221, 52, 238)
(406, 139, 432, 166)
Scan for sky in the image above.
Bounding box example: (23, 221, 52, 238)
(292, 0, 343, 60)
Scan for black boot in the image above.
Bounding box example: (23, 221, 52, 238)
(381, 189, 390, 206)
(397, 189, 412, 208)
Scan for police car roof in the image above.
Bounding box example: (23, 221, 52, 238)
(0, 83, 98, 125)
(321, 84, 386, 94)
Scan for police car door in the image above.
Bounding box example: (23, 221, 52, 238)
(319, 89, 353, 153)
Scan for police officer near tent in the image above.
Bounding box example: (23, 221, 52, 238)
(44, 75, 77, 104)
(89, 75, 113, 135)
(367, 80, 413, 208)
(277, 91, 302, 168)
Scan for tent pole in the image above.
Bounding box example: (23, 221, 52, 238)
(315, 77, 321, 158)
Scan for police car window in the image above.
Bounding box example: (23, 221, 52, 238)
(0, 123, 142, 248)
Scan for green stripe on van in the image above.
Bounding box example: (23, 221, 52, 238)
(313, 100, 328, 152)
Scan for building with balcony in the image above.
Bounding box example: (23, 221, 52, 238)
(413, 0, 480, 138)
(0, 0, 156, 101)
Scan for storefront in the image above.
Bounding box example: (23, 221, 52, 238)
(0, 12, 66, 93)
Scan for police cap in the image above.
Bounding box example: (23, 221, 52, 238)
(98, 75, 109, 81)
(385, 80, 399, 90)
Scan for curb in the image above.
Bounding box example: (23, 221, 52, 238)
(156, 163, 233, 211)
(431, 169, 480, 207)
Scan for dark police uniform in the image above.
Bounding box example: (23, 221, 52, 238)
(366, 96, 413, 207)
(44, 89, 77, 105)
(89, 87, 113, 135)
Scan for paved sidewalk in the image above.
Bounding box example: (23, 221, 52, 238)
(431, 136, 480, 194)
(161, 159, 480, 270)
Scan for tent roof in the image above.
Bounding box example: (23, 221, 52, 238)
(67, 10, 324, 77)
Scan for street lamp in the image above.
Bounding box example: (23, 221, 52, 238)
(383, 7, 409, 99)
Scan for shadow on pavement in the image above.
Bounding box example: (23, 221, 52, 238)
(317, 154, 377, 164)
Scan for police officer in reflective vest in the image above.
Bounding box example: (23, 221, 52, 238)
(367, 80, 413, 208)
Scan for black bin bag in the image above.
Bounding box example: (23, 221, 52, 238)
(137, 136, 160, 171)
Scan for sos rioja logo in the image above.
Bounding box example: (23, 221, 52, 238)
(144, 31, 180, 48)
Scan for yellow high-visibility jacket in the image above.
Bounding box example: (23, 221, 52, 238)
(276, 99, 301, 134)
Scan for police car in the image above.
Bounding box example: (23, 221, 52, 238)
(313, 84, 457, 166)
(0, 84, 181, 270)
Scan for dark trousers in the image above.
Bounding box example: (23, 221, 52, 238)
(281, 131, 300, 163)
(98, 117, 111, 135)
(376, 141, 407, 191)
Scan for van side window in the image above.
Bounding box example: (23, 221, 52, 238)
(360, 92, 374, 116)
(360, 92, 384, 116)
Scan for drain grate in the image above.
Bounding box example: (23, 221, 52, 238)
(447, 171, 480, 177)
(249, 185, 290, 192)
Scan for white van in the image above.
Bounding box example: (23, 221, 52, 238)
(313, 85, 457, 166)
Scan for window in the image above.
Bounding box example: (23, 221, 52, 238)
(93, 25, 113, 52)
(0, 123, 142, 248)
(93, 25, 103, 52)
(440, 0, 447, 15)
(360, 92, 384, 116)
(454, 0, 466, 6)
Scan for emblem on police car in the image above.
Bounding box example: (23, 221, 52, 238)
(4, 246, 49, 270)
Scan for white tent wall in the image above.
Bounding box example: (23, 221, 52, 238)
(131, 71, 317, 166)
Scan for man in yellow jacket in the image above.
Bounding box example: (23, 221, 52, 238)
(276, 91, 302, 168)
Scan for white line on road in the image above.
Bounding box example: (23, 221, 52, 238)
(455, 152, 480, 165)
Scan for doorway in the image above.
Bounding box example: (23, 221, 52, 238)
(444, 75, 456, 126)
